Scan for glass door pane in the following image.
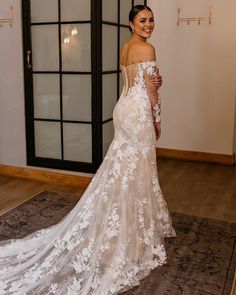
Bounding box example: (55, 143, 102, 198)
(103, 121, 114, 157)
(35, 121, 61, 159)
(102, 0, 118, 22)
(31, 25, 59, 71)
(120, 27, 131, 50)
(62, 75, 91, 121)
(61, 0, 91, 21)
(63, 123, 92, 162)
(120, 0, 132, 25)
(134, 0, 146, 6)
(33, 74, 60, 119)
(102, 25, 117, 71)
(103, 74, 117, 121)
(61, 24, 91, 72)
(30, 0, 58, 22)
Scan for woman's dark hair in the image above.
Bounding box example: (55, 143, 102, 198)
(129, 5, 153, 32)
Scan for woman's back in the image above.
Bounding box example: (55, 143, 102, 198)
(119, 40, 158, 98)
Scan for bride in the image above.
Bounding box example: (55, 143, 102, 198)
(0, 5, 176, 295)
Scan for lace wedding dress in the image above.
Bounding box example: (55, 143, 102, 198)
(0, 61, 176, 295)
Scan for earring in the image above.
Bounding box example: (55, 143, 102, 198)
(132, 28, 135, 33)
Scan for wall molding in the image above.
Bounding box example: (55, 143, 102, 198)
(0, 149, 234, 187)
(156, 148, 235, 165)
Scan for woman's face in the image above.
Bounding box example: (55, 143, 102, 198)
(130, 9, 155, 39)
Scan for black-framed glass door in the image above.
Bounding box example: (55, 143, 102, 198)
(22, 0, 146, 173)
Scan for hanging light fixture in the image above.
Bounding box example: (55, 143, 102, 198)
(62, 31, 70, 44)
(71, 27, 78, 36)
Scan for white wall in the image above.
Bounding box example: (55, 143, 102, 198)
(149, 0, 236, 155)
(0, 0, 26, 165)
(0, 0, 235, 170)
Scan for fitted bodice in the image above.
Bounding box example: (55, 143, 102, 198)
(120, 61, 158, 96)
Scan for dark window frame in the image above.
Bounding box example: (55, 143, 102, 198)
(22, 0, 146, 173)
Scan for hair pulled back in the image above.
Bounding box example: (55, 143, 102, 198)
(129, 5, 153, 32)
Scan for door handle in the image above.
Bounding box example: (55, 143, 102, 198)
(26, 50, 31, 69)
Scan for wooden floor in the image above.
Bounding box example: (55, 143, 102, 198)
(156, 158, 236, 223)
(0, 158, 235, 222)
(0, 158, 235, 294)
(0, 175, 85, 216)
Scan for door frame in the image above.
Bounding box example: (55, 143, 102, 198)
(22, 0, 103, 173)
(22, 0, 146, 173)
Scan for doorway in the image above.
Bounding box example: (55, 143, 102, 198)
(22, 0, 146, 173)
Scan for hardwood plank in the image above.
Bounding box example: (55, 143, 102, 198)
(157, 158, 236, 223)
(0, 177, 48, 216)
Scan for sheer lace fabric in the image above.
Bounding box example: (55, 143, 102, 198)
(0, 61, 176, 295)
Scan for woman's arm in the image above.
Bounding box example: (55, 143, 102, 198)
(146, 73, 162, 140)
(146, 69, 162, 122)
(142, 44, 162, 139)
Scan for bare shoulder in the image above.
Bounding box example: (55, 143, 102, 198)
(142, 42, 155, 50)
(138, 42, 157, 61)
(120, 41, 157, 65)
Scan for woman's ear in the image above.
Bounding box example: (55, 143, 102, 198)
(129, 21, 134, 33)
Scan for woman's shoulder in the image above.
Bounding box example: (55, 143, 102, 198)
(135, 42, 156, 61)
(139, 42, 156, 54)
(120, 41, 157, 65)
(122, 39, 155, 48)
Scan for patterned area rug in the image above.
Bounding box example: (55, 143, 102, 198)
(0, 191, 235, 295)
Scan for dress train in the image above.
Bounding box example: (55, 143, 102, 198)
(0, 61, 176, 294)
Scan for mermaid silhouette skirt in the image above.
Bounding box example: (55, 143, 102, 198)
(0, 61, 176, 294)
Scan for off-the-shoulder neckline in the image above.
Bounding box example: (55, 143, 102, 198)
(120, 60, 157, 68)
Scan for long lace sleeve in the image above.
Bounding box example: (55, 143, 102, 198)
(144, 62, 161, 123)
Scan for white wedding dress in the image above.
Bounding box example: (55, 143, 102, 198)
(0, 61, 176, 295)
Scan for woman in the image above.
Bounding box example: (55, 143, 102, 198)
(0, 5, 176, 295)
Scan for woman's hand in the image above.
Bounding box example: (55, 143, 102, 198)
(150, 69, 162, 88)
(146, 71, 162, 97)
(154, 122, 161, 140)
